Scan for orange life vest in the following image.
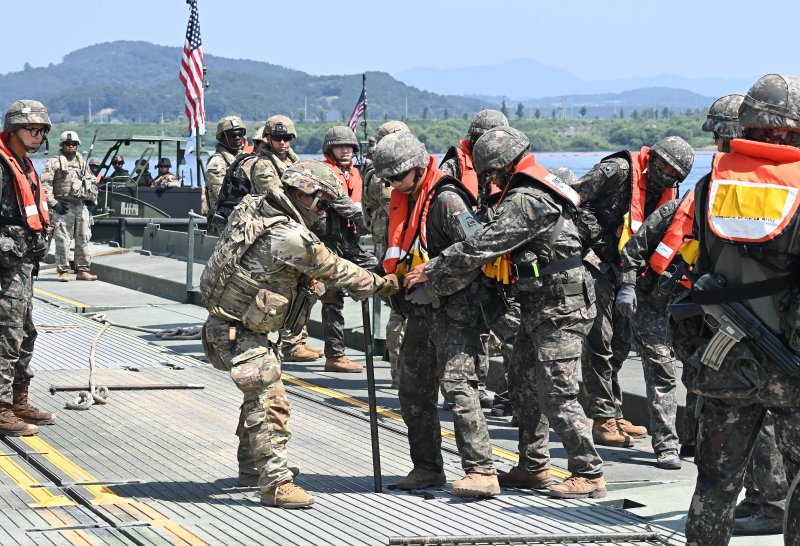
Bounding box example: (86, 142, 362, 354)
(629, 147, 677, 232)
(323, 156, 363, 203)
(0, 132, 49, 232)
(648, 191, 698, 288)
(706, 139, 800, 243)
(383, 156, 446, 274)
(454, 140, 479, 200)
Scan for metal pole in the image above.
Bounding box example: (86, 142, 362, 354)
(51, 384, 205, 394)
(361, 73, 368, 164)
(361, 298, 382, 493)
(186, 210, 202, 303)
(388, 531, 667, 545)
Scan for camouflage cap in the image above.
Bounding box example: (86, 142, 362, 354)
(59, 130, 80, 145)
(468, 109, 509, 137)
(215, 115, 246, 140)
(4, 100, 51, 131)
(157, 157, 171, 167)
(650, 136, 694, 181)
(281, 159, 341, 197)
(265, 115, 296, 138)
(472, 126, 530, 175)
(377, 120, 410, 141)
(739, 74, 800, 130)
(373, 132, 429, 179)
(323, 126, 359, 155)
(252, 125, 266, 143)
(702, 94, 744, 137)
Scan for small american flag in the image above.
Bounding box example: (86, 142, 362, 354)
(348, 90, 366, 132)
(179, 0, 205, 135)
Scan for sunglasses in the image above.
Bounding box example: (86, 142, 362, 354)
(387, 170, 411, 183)
(112, 161, 123, 166)
(271, 135, 293, 142)
(21, 126, 49, 138)
(310, 193, 332, 211)
(63, 141, 79, 147)
(158, 164, 170, 168)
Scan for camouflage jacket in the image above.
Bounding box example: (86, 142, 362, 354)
(620, 198, 680, 287)
(41, 153, 97, 205)
(362, 165, 391, 244)
(152, 173, 181, 189)
(204, 144, 238, 214)
(247, 147, 299, 195)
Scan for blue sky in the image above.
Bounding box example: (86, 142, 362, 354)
(4, 0, 796, 81)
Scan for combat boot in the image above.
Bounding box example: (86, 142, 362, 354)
(592, 417, 633, 447)
(58, 271, 70, 282)
(617, 418, 648, 438)
(76, 271, 97, 281)
(451, 473, 500, 498)
(324, 356, 362, 373)
(0, 406, 38, 436)
(656, 449, 682, 470)
(308, 344, 324, 357)
(282, 345, 320, 362)
(13, 388, 56, 425)
(238, 466, 300, 487)
(260, 481, 314, 509)
(733, 513, 783, 536)
(477, 389, 494, 409)
(396, 467, 446, 490)
(546, 476, 606, 499)
(498, 466, 555, 489)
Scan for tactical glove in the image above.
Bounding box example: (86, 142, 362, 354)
(615, 283, 638, 318)
(52, 201, 68, 215)
(405, 285, 433, 305)
(376, 274, 400, 297)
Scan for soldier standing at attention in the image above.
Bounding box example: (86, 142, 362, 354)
(200, 160, 399, 509)
(41, 130, 98, 282)
(0, 100, 58, 435)
(204, 115, 245, 217)
(318, 126, 377, 373)
(374, 132, 499, 498)
(405, 127, 605, 499)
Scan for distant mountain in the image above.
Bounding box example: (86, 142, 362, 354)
(0, 41, 493, 124)
(395, 58, 757, 100)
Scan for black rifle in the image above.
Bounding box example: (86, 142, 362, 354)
(670, 270, 800, 376)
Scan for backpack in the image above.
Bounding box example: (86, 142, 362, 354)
(211, 153, 258, 225)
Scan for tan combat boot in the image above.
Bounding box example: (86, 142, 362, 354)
(546, 475, 607, 499)
(282, 345, 320, 362)
(58, 271, 69, 282)
(76, 271, 97, 281)
(260, 481, 314, 509)
(396, 467, 446, 490)
(617, 418, 648, 438)
(12, 388, 56, 425)
(307, 344, 324, 357)
(0, 406, 38, 436)
(592, 417, 633, 447)
(498, 466, 555, 489)
(452, 473, 500, 498)
(324, 356, 362, 373)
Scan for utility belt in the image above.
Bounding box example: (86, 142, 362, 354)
(513, 254, 583, 279)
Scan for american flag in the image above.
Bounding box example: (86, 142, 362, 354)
(348, 90, 366, 132)
(179, 0, 205, 134)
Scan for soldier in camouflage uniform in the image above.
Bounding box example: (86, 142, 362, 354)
(199, 160, 399, 509)
(152, 158, 181, 190)
(374, 132, 499, 497)
(108, 155, 129, 178)
(203, 115, 245, 217)
(0, 100, 58, 436)
(682, 74, 800, 544)
(41, 131, 99, 282)
(572, 136, 694, 447)
(406, 127, 605, 499)
(362, 121, 411, 387)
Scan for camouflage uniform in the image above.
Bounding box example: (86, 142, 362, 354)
(424, 176, 602, 479)
(40, 153, 97, 275)
(200, 192, 387, 492)
(204, 143, 238, 215)
(152, 172, 181, 189)
(248, 147, 299, 195)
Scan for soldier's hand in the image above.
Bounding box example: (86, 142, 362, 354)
(404, 264, 429, 288)
(615, 283, 637, 318)
(52, 201, 68, 215)
(376, 274, 400, 297)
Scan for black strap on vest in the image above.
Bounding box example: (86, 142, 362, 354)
(514, 254, 583, 278)
(690, 272, 800, 305)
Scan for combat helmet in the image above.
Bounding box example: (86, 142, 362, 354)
(157, 157, 171, 167)
(265, 115, 296, 138)
(373, 132, 429, 179)
(252, 125, 266, 143)
(4, 100, 51, 131)
(649, 136, 694, 182)
(59, 130, 80, 145)
(472, 126, 530, 175)
(323, 126, 359, 155)
(281, 160, 341, 198)
(468, 109, 509, 138)
(377, 120, 410, 141)
(702, 94, 744, 138)
(739, 74, 800, 142)
(215, 115, 246, 140)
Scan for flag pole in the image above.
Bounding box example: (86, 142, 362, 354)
(195, 65, 205, 188)
(361, 73, 367, 164)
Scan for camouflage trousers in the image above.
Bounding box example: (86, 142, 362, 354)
(740, 413, 788, 519)
(487, 302, 521, 408)
(684, 349, 800, 545)
(631, 291, 678, 454)
(398, 308, 495, 475)
(0, 260, 36, 406)
(385, 309, 405, 384)
(321, 291, 346, 359)
(52, 202, 92, 273)
(511, 304, 603, 477)
(202, 316, 293, 491)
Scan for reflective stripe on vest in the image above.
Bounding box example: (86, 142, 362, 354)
(649, 191, 697, 276)
(628, 147, 677, 232)
(513, 154, 581, 207)
(707, 139, 800, 243)
(0, 131, 49, 231)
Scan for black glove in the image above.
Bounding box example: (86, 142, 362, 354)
(155, 184, 166, 195)
(52, 202, 68, 215)
(615, 283, 638, 318)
